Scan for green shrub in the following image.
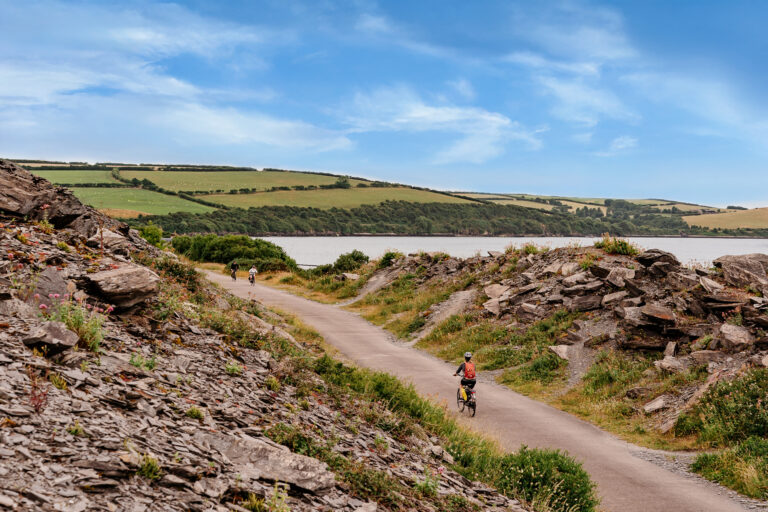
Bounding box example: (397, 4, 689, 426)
(413, 469, 440, 497)
(378, 251, 403, 268)
(137, 454, 162, 480)
(139, 221, 163, 247)
(129, 352, 157, 371)
(226, 361, 243, 376)
(673, 412, 704, 437)
(266, 375, 281, 392)
(66, 420, 86, 437)
(332, 250, 369, 273)
(496, 446, 598, 512)
(46, 299, 105, 352)
(594, 235, 639, 256)
(692, 437, 768, 499)
(172, 234, 297, 271)
(519, 352, 564, 383)
(582, 351, 650, 397)
(690, 369, 768, 446)
(185, 406, 204, 420)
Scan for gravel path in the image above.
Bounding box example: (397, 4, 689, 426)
(208, 271, 762, 512)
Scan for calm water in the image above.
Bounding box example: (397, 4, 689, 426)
(260, 236, 768, 267)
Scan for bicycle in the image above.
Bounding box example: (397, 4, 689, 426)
(456, 381, 477, 417)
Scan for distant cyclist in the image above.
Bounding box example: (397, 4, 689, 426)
(230, 260, 239, 281)
(454, 352, 476, 391)
(248, 264, 258, 286)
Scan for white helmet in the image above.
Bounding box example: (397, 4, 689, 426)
(464, 352, 472, 359)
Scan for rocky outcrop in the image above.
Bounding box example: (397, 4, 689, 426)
(713, 254, 768, 293)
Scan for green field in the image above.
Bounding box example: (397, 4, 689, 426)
(206, 187, 471, 209)
(120, 170, 366, 192)
(684, 207, 768, 229)
(70, 187, 215, 217)
(33, 170, 119, 184)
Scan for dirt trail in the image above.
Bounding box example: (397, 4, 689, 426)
(337, 269, 399, 306)
(207, 271, 756, 512)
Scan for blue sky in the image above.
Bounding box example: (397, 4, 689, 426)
(1, 0, 766, 206)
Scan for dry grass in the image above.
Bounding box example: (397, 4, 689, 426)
(684, 207, 768, 229)
(99, 208, 146, 218)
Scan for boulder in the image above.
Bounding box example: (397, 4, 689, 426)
(616, 307, 654, 328)
(483, 284, 510, 299)
(342, 273, 360, 281)
(560, 262, 580, 276)
(641, 304, 676, 325)
(85, 264, 160, 308)
(30, 266, 69, 308)
(482, 298, 501, 316)
(562, 272, 589, 287)
(637, 249, 679, 268)
(569, 295, 602, 312)
(549, 345, 570, 360)
(23, 321, 79, 355)
(699, 276, 723, 294)
(654, 356, 688, 373)
(648, 261, 675, 277)
(602, 290, 628, 307)
(86, 230, 132, 256)
(606, 267, 635, 288)
(643, 395, 670, 414)
(540, 262, 562, 276)
(690, 350, 726, 365)
(663, 342, 677, 357)
(197, 432, 335, 494)
(718, 323, 755, 352)
(589, 263, 612, 279)
(713, 254, 768, 291)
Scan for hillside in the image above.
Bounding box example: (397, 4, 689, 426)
(0, 160, 580, 511)
(10, 159, 768, 235)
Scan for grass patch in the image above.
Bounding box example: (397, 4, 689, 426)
(32, 169, 119, 185)
(70, 187, 214, 216)
(593, 234, 639, 255)
(692, 437, 768, 499)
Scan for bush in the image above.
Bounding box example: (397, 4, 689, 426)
(139, 221, 163, 247)
(185, 406, 204, 420)
(172, 234, 297, 270)
(593, 234, 638, 255)
(378, 250, 403, 268)
(496, 446, 598, 512)
(689, 369, 768, 446)
(46, 299, 106, 352)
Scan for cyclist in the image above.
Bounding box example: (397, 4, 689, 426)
(454, 352, 476, 400)
(230, 260, 239, 281)
(248, 264, 258, 286)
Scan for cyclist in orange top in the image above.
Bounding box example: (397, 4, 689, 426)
(454, 352, 476, 390)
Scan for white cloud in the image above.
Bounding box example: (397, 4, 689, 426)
(447, 78, 476, 101)
(503, 52, 599, 76)
(344, 85, 542, 164)
(594, 135, 637, 157)
(537, 76, 637, 126)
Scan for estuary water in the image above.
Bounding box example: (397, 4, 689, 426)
(259, 236, 768, 268)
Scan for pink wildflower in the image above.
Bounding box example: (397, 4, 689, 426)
(63, 294, 69, 299)
(7, 253, 13, 260)
(86, 304, 92, 310)
(53, 294, 59, 299)
(48, 293, 54, 298)
(437, 466, 445, 475)
(106, 306, 114, 313)
(33, 294, 40, 300)
(39, 304, 47, 310)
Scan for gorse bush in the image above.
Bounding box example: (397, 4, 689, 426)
(593, 234, 639, 256)
(139, 221, 163, 247)
(331, 250, 369, 273)
(496, 446, 598, 512)
(378, 250, 403, 268)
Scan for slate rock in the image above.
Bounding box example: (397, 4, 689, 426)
(637, 249, 679, 268)
(23, 321, 79, 355)
(85, 264, 160, 308)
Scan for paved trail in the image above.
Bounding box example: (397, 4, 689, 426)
(208, 272, 750, 512)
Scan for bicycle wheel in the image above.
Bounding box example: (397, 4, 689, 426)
(469, 400, 476, 417)
(456, 389, 465, 412)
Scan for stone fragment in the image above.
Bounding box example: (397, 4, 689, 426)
(569, 295, 602, 312)
(85, 264, 160, 308)
(690, 350, 726, 365)
(560, 262, 580, 276)
(642, 395, 670, 414)
(562, 272, 589, 287)
(654, 356, 687, 373)
(699, 276, 723, 294)
(549, 345, 570, 360)
(719, 323, 755, 352)
(640, 304, 676, 325)
(483, 284, 510, 299)
(663, 342, 677, 357)
(602, 290, 628, 307)
(482, 298, 501, 316)
(606, 267, 635, 288)
(86, 230, 132, 256)
(23, 321, 79, 355)
(637, 249, 680, 268)
(713, 254, 768, 291)
(616, 307, 653, 327)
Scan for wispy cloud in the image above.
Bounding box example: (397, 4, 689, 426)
(446, 78, 476, 101)
(344, 85, 542, 164)
(503, 51, 599, 76)
(537, 76, 637, 126)
(594, 135, 637, 157)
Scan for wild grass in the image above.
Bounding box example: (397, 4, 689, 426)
(593, 234, 639, 256)
(692, 437, 768, 499)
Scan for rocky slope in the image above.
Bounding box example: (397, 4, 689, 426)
(360, 243, 768, 434)
(0, 160, 525, 511)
